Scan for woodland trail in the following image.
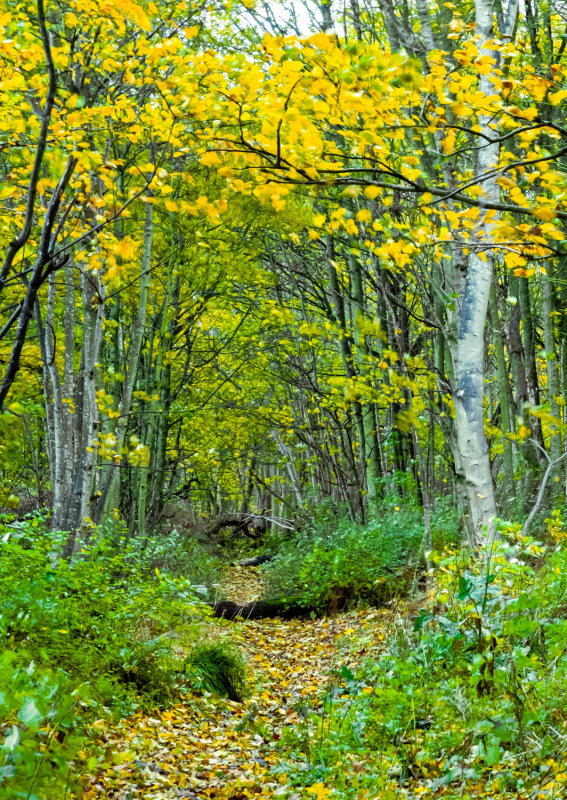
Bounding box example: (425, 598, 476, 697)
(83, 568, 390, 800)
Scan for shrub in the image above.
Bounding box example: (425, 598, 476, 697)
(262, 501, 424, 611)
(0, 513, 238, 798)
(274, 525, 567, 797)
(135, 527, 226, 590)
(0, 651, 88, 800)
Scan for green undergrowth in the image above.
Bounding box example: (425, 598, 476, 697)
(0, 514, 247, 799)
(273, 517, 567, 798)
(188, 641, 248, 701)
(262, 500, 445, 612)
(140, 526, 227, 589)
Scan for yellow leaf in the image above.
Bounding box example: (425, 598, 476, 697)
(356, 208, 372, 223)
(340, 186, 362, 198)
(200, 151, 220, 167)
(495, 176, 516, 189)
(504, 252, 526, 269)
(307, 783, 332, 800)
(548, 90, 567, 106)
(530, 206, 556, 221)
(475, 55, 496, 75)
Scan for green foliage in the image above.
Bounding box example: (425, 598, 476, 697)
(134, 527, 226, 590)
(275, 529, 567, 796)
(0, 651, 87, 799)
(0, 515, 206, 688)
(428, 495, 461, 551)
(263, 502, 424, 611)
(187, 641, 248, 701)
(0, 514, 240, 798)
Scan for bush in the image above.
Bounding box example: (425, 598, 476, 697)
(135, 527, 226, 590)
(0, 651, 88, 799)
(0, 520, 207, 683)
(0, 513, 240, 799)
(262, 501, 425, 611)
(274, 523, 567, 797)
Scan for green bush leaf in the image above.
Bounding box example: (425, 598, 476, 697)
(17, 699, 43, 727)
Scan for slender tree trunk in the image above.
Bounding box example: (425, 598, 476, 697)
(490, 285, 515, 494)
(451, 0, 518, 542)
(96, 202, 155, 521)
(543, 268, 562, 499)
(348, 253, 382, 506)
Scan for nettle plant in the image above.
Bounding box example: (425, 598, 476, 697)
(420, 530, 553, 690)
(410, 524, 567, 760)
(296, 524, 567, 793)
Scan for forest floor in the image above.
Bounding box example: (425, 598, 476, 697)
(82, 566, 394, 800)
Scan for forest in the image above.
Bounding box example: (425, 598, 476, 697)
(2, 0, 567, 796)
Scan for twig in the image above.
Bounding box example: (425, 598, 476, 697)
(522, 442, 567, 536)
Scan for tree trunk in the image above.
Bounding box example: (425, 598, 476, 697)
(450, 0, 518, 542)
(96, 201, 155, 521)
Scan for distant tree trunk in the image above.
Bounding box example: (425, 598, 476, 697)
(325, 238, 366, 518)
(272, 429, 304, 507)
(490, 285, 515, 495)
(59, 268, 105, 553)
(96, 201, 155, 523)
(542, 268, 562, 499)
(348, 252, 382, 506)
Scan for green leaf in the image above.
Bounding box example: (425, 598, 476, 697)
(2, 725, 20, 751)
(0, 764, 16, 779)
(485, 743, 501, 766)
(18, 699, 43, 727)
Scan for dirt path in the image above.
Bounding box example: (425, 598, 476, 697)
(83, 570, 388, 800)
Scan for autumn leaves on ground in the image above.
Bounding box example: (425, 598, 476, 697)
(78, 551, 567, 800)
(5, 514, 567, 800)
(84, 567, 391, 800)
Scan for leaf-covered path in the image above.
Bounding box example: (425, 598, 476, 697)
(83, 569, 388, 800)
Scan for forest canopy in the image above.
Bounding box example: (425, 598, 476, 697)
(1, 0, 566, 542)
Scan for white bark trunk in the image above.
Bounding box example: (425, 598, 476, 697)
(61, 262, 76, 506)
(452, 0, 518, 542)
(78, 271, 105, 526)
(45, 273, 65, 520)
(272, 428, 304, 506)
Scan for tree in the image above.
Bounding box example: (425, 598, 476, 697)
(2, 0, 567, 545)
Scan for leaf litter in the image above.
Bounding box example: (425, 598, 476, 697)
(81, 566, 390, 800)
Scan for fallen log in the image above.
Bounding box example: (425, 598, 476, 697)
(202, 513, 261, 539)
(198, 513, 296, 540)
(237, 554, 274, 567)
(212, 599, 315, 620)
